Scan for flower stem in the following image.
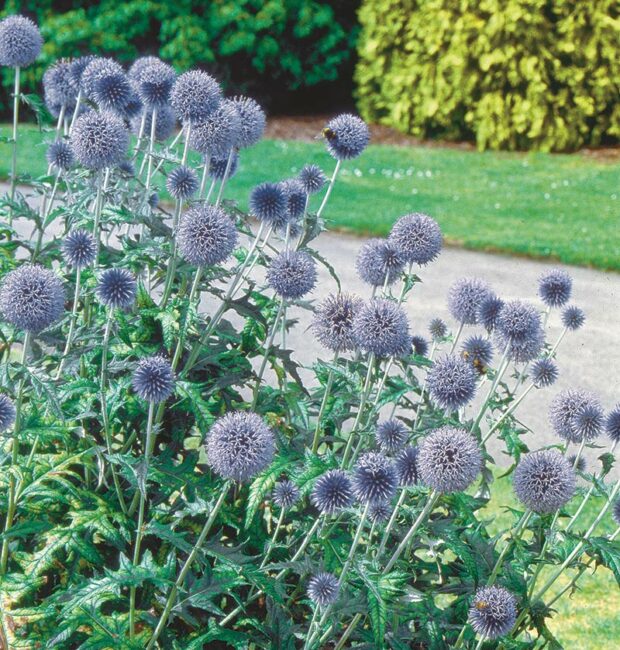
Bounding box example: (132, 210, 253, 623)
(480, 382, 534, 447)
(341, 353, 375, 467)
(55, 268, 82, 379)
(471, 342, 511, 434)
(8, 66, 20, 227)
(311, 350, 340, 453)
(93, 168, 111, 266)
(251, 298, 286, 409)
(316, 159, 341, 219)
(376, 488, 407, 557)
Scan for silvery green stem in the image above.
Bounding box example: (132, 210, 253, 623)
(487, 510, 533, 585)
(376, 488, 407, 557)
(473, 637, 484, 650)
(251, 299, 286, 409)
(171, 268, 204, 373)
(144, 107, 158, 189)
(93, 168, 111, 266)
(311, 350, 340, 453)
(132, 110, 147, 159)
(316, 159, 341, 219)
(449, 321, 464, 354)
(55, 268, 82, 380)
(205, 176, 216, 203)
(471, 342, 511, 434)
(409, 342, 438, 427)
(480, 382, 534, 446)
(550, 327, 568, 356)
(32, 171, 62, 262)
(8, 67, 21, 227)
(150, 126, 184, 177)
(229, 224, 274, 299)
(199, 159, 210, 196)
(215, 148, 235, 206)
(68, 90, 82, 134)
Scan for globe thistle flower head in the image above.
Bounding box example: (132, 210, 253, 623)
(131, 104, 176, 142)
(498, 325, 545, 364)
(311, 469, 354, 514)
(0, 15, 42, 67)
(273, 479, 300, 509)
(549, 389, 602, 443)
(206, 411, 275, 482)
(249, 182, 287, 223)
(429, 317, 447, 341)
(46, 141, 74, 171)
(148, 192, 159, 210)
(572, 401, 604, 442)
(411, 335, 429, 357)
(352, 299, 411, 358)
(170, 70, 222, 123)
(299, 164, 326, 194)
(93, 71, 131, 111)
(538, 268, 572, 308)
(461, 335, 493, 368)
(613, 497, 620, 527)
(62, 229, 96, 269)
(137, 61, 175, 108)
(497, 300, 541, 344)
(561, 305, 585, 331)
(395, 445, 420, 486)
(69, 55, 95, 89)
(418, 427, 482, 493)
(43, 61, 77, 107)
(266, 250, 317, 300)
(369, 502, 393, 523)
(128, 56, 162, 87)
(448, 277, 491, 325)
(166, 165, 199, 201)
(132, 356, 174, 403)
(606, 404, 620, 443)
(307, 573, 339, 608)
(427, 354, 477, 411)
(469, 586, 517, 639)
(0, 394, 16, 433)
(70, 110, 129, 170)
(230, 95, 266, 148)
(118, 159, 135, 176)
(177, 205, 238, 268)
(323, 113, 369, 160)
(80, 57, 124, 99)
(356, 238, 405, 288)
(352, 452, 398, 504)
(388, 212, 442, 266)
(531, 357, 558, 388)
(208, 151, 239, 180)
(478, 294, 505, 333)
(0, 265, 64, 333)
(513, 449, 576, 513)
(282, 178, 307, 220)
(568, 454, 586, 473)
(311, 292, 363, 353)
(189, 98, 241, 157)
(375, 419, 408, 454)
(96, 268, 136, 310)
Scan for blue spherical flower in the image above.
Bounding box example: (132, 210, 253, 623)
(461, 335, 493, 368)
(531, 358, 558, 388)
(70, 111, 128, 170)
(375, 419, 408, 453)
(427, 354, 477, 411)
(273, 479, 300, 509)
(118, 159, 135, 176)
(230, 95, 265, 148)
(299, 164, 326, 194)
(96, 268, 136, 310)
(394, 446, 420, 486)
(206, 411, 275, 482)
(132, 356, 175, 403)
(131, 104, 176, 142)
(323, 113, 369, 160)
(369, 501, 393, 522)
(128, 56, 163, 87)
(356, 238, 405, 288)
(189, 99, 241, 157)
(249, 182, 287, 223)
(307, 573, 339, 608)
(136, 60, 175, 108)
(0, 394, 16, 433)
(538, 268, 572, 308)
(267, 251, 317, 300)
(43, 61, 77, 108)
(572, 401, 605, 442)
(312, 292, 364, 353)
(561, 305, 585, 331)
(166, 165, 199, 201)
(69, 55, 96, 89)
(411, 335, 429, 357)
(549, 389, 602, 443)
(513, 449, 576, 514)
(418, 427, 482, 493)
(477, 294, 504, 333)
(469, 586, 517, 639)
(388, 213, 442, 266)
(311, 469, 354, 514)
(0, 15, 42, 67)
(606, 404, 620, 443)
(613, 497, 620, 527)
(352, 299, 411, 358)
(429, 318, 447, 341)
(93, 71, 131, 111)
(148, 192, 159, 209)
(62, 229, 96, 269)
(497, 300, 541, 344)
(207, 151, 239, 180)
(352, 452, 398, 504)
(46, 141, 74, 171)
(281, 178, 307, 220)
(170, 70, 222, 123)
(568, 454, 587, 473)
(177, 205, 238, 268)
(80, 58, 124, 99)
(0, 265, 64, 333)
(498, 325, 545, 364)
(448, 277, 491, 325)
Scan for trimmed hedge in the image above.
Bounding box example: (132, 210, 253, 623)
(355, 0, 620, 151)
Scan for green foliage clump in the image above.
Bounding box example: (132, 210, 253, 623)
(356, 0, 620, 151)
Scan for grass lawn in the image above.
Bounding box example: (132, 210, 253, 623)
(1, 123, 619, 270)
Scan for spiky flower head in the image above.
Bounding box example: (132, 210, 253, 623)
(281, 178, 307, 220)
(352, 299, 411, 358)
(93, 71, 131, 111)
(307, 573, 339, 608)
(388, 212, 442, 266)
(131, 104, 176, 142)
(477, 294, 505, 333)
(497, 300, 541, 344)
(128, 56, 163, 86)
(62, 230, 96, 269)
(531, 358, 558, 388)
(513, 449, 576, 513)
(266, 250, 317, 300)
(69, 55, 96, 89)
(538, 268, 572, 308)
(273, 479, 300, 509)
(132, 356, 174, 403)
(311, 292, 363, 353)
(606, 404, 620, 443)
(356, 238, 405, 288)
(148, 192, 159, 210)
(80, 58, 124, 99)
(448, 277, 491, 325)
(323, 113, 369, 160)
(0, 265, 64, 333)
(136, 60, 175, 107)
(561, 305, 585, 331)
(369, 502, 393, 522)
(230, 95, 265, 148)
(189, 98, 241, 157)
(568, 454, 586, 473)
(375, 419, 408, 454)
(170, 70, 222, 123)
(46, 141, 74, 171)
(461, 335, 493, 368)
(43, 60, 77, 108)
(429, 318, 447, 341)
(427, 354, 477, 411)
(299, 164, 326, 194)
(418, 427, 482, 493)
(352, 452, 398, 504)
(0, 15, 42, 67)
(0, 394, 16, 433)
(395, 445, 420, 486)
(208, 151, 239, 180)
(311, 469, 354, 513)
(206, 411, 275, 482)
(469, 586, 517, 639)
(613, 497, 620, 527)
(118, 159, 135, 176)
(96, 268, 136, 310)
(249, 182, 287, 223)
(166, 165, 199, 201)
(549, 389, 602, 443)
(411, 335, 429, 357)
(498, 325, 545, 364)
(70, 111, 128, 170)
(572, 401, 605, 442)
(177, 205, 238, 268)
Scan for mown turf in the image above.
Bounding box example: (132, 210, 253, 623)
(1, 123, 619, 270)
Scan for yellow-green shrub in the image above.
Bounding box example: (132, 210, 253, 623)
(355, 0, 620, 151)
